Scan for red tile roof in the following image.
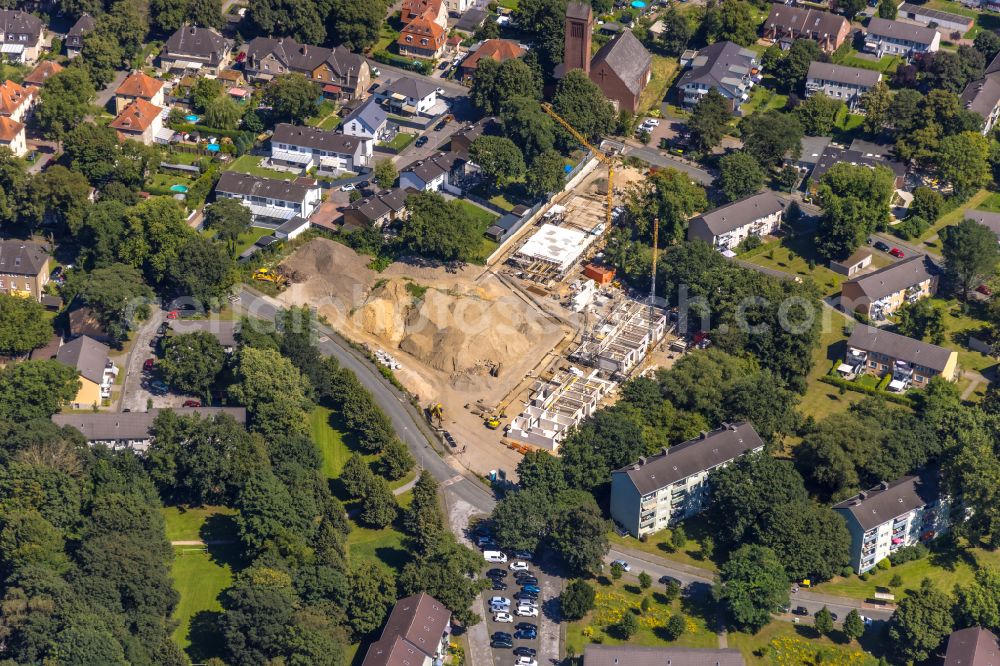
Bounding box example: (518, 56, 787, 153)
(24, 60, 63, 86)
(110, 98, 162, 133)
(116, 71, 164, 99)
(398, 13, 446, 50)
(0, 80, 34, 116)
(0, 115, 23, 142)
(461, 39, 526, 71)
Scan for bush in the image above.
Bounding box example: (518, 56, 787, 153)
(889, 543, 929, 565)
(889, 574, 903, 587)
(561, 579, 596, 620)
(876, 558, 891, 570)
(860, 572, 870, 581)
(736, 234, 762, 253)
(894, 214, 929, 240)
(818, 375, 914, 406)
(876, 373, 892, 391)
(841, 566, 854, 578)
(638, 571, 652, 589)
(663, 613, 686, 640)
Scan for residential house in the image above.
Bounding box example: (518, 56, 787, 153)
(55, 335, 118, 409)
(444, 0, 474, 15)
(109, 98, 164, 145)
(811, 140, 907, 189)
(115, 71, 165, 114)
(361, 593, 452, 666)
(455, 8, 488, 34)
(457, 39, 526, 81)
(376, 77, 439, 116)
(829, 248, 873, 277)
(865, 18, 940, 58)
(398, 12, 447, 60)
(270, 123, 372, 174)
(898, 2, 973, 34)
(963, 209, 1000, 238)
(65, 13, 95, 59)
(342, 187, 410, 229)
(589, 29, 652, 113)
(0, 10, 45, 64)
(676, 41, 759, 113)
(215, 171, 322, 223)
(67, 304, 109, 342)
(217, 68, 246, 88)
(962, 52, 1000, 134)
(584, 645, 746, 666)
(840, 254, 938, 320)
(788, 135, 832, 174)
(0, 80, 36, 123)
(52, 407, 247, 451)
(687, 190, 785, 252)
(0, 239, 48, 300)
(342, 97, 388, 142)
(806, 62, 881, 110)
(399, 152, 465, 194)
(944, 628, 1000, 666)
(450, 116, 498, 158)
(401, 0, 449, 28)
(0, 115, 26, 156)
(244, 37, 370, 100)
(168, 319, 240, 352)
(610, 422, 766, 537)
(762, 4, 852, 52)
(160, 25, 232, 75)
(24, 60, 63, 87)
(841, 323, 958, 390)
(273, 216, 310, 240)
(833, 473, 951, 574)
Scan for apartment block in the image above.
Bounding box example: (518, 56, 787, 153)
(270, 123, 372, 174)
(610, 422, 765, 537)
(834, 473, 951, 574)
(507, 367, 615, 452)
(53, 408, 247, 452)
(840, 324, 958, 391)
(806, 62, 881, 110)
(687, 190, 785, 252)
(840, 254, 937, 320)
(676, 41, 759, 113)
(215, 171, 322, 224)
(865, 18, 940, 58)
(570, 299, 667, 377)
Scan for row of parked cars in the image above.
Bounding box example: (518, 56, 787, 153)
(488, 562, 540, 665)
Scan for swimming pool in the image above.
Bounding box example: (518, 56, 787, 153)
(185, 114, 200, 122)
(170, 184, 189, 193)
(206, 144, 220, 152)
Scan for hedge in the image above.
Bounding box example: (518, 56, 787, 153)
(819, 374, 914, 406)
(737, 237, 782, 259)
(372, 50, 434, 75)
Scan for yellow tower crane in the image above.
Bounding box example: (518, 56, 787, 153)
(540, 102, 617, 230)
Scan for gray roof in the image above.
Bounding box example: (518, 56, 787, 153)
(216, 171, 315, 202)
(163, 25, 230, 63)
(692, 191, 785, 236)
(56, 335, 109, 384)
(796, 135, 833, 166)
(385, 76, 437, 101)
(867, 17, 939, 46)
(53, 408, 247, 441)
(0, 10, 42, 45)
(67, 13, 95, 40)
(847, 323, 954, 372)
(899, 2, 972, 25)
(455, 7, 488, 32)
(168, 319, 239, 348)
(843, 254, 936, 301)
(380, 593, 451, 659)
(945, 627, 1000, 666)
(963, 209, 1000, 236)
(584, 645, 746, 666)
(590, 29, 652, 96)
(566, 1, 593, 21)
(272, 123, 365, 155)
(833, 473, 941, 531)
(764, 4, 849, 39)
(246, 36, 366, 79)
(830, 247, 872, 269)
(0, 239, 48, 275)
(402, 152, 461, 184)
(961, 74, 1000, 119)
(812, 143, 907, 182)
(613, 422, 765, 495)
(677, 41, 756, 99)
(807, 61, 882, 88)
(345, 187, 409, 223)
(276, 215, 309, 235)
(344, 97, 387, 132)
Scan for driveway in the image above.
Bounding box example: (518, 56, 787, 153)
(94, 70, 128, 112)
(394, 112, 470, 166)
(119, 308, 166, 412)
(370, 60, 470, 98)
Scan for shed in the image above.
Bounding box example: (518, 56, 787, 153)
(829, 248, 873, 276)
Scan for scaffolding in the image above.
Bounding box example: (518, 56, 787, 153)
(570, 299, 669, 378)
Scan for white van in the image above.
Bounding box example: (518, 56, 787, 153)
(484, 550, 508, 563)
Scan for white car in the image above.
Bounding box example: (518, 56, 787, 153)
(340, 183, 355, 191)
(436, 87, 445, 95)
(489, 596, 511, 607)
(611, 559, 631, 572)
(493, 611, 513, 623)
(485, 551, 508, 563)
(642, 118, 661, 127)
(516, 659, 538, 666)
(516, 605, 539, 617)
(509, 560, 530, 572)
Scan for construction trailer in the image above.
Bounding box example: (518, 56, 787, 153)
(506, 366, 616, 452)
(570, 299, 669, 377)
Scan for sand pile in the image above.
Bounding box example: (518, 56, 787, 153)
(280, 238, 375, 309)
(355, 280, 411, 346)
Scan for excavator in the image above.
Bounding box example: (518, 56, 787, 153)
(427, 402, 444, 427)
(253, 267, 288, 287)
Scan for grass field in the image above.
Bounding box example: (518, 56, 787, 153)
(202, 224, 273, 256)
(793, 313, 868, 429)
(608, 520, 718, 573)
(379, 132, 416, 151)
(741, 83, 789, 117)
(727, 621, 879, 665)
(638, 54, 679, 115)
(226, 154, 298, 181)
(451, 199, 500, 263)
(746, 242, 844, 297)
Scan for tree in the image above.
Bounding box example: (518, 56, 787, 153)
(671, 526, 688, 550)
(513, 0, 569, 73)
(399, 191, 481, 262)
(77, 34, 122, 88)
(550, 505, 608, 575)
(490, 489, 551, 553)
(525, 149, 566, 197)
(560, 579, 596, 620)
(717, 151, 766, 202)
(664, 613, 686, 640)
(888, 579, 954, 663)
(500, 95, 556, 162)
(159, 331, 225, 399)
(327, 0, 387, 50)
(776, 39, 823, 93)
(552, 69, 616, 143)
(204, 95, 241, 130)
(229, 346, 312, 438)
(795, 93, 844, 135)
(379, 438, 414, 481)
(910, 186, 945, 223)
(623, 167, 708, 245)
(63, 263, 153, 343)
(814, 606, 834, 635)
(638, 571, 652, 590)
(359, 475, 398, 528)
(63, 122, 121, 187)
(373, 159, 397, 189)
(703, 0, 759, 46)
(897, 299, 946, 343)
(740, 111, 803, 169)
(878, 0, 897, 18)
(263, 74, 320, 126)
(0, 293, 52, 356)
(0, 360, 81, 422)
(954, 567, 1000, 631)
(843, 609, 865, 640)
(398, 536, 488, 626)
(617, 611, 639, 638)
(29, 165, 93, 235)
(469, 136, 525, 185)
(837, 0, 866, 17)
(192, 77, 224, 114)
(151, 0, 190, 33)
(35, 68, 95, 143)
(816, 163, 895, 260)
(938, 131, 990, 197)
(402, 471, 444, 554)
(941, 218, 1000, 300)
(688, 89, 731, 152)
(187, 0, 223, 29)
(205, 197, 252, 257)
(471, 58, 540, 115)
(346, 563, 396, 638)
(247, 0, 326, 45)
(717, 544, 789, 633)
(659, 6, 692, 55)
(517, 450, 567, 497)
(169, 235, 233, 302)
(861, 81, 892, 134)
(975, 30, 1000, 61)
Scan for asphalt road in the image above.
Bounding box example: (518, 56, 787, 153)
(622, 144, 714, 185)
(369, 59, 470, 97)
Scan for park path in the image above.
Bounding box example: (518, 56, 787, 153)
(170, 539, 236, 546)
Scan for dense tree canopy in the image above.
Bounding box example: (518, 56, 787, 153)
(400, 191, 483, 263)
(0, 294, 52, 356)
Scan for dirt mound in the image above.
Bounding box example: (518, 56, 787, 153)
(279, 238, 375, 309)
(355, 280, 411, 346)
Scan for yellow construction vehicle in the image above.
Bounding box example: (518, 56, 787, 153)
(253, 267, 288, 286)
(540, 102, 618, 231)
(428, 402, 444, 427)
(485, 416, 501, 430)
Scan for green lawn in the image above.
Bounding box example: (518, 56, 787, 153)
(832, 48, 902, 74)
(163, 505, 237, 541)
(918, 188, 991, 244)
(379, 132, 416, 151)
(201, 224, 273, 256)
(727, 621, 879, 665)
(450, 199, 500, 263)
(741, 83, 788, 117)
(608, 521, 718, 574)
(638, 54, 679, 116)
(793, 315, 867, 435)
(226, 154, 298, 181)
(744, 232, 845, 297)
(346, 517, 410, 571)
(147, 172, 197, 191)
(317, 114, 342, 131)
(917, 298, 995, 373)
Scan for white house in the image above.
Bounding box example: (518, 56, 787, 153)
(806, 62, 882, 110)
(865, 18, 940, 58)
(0, 10, 44, 64)
(399, 152, 464, 194)
(0, 79, 35, 123)
(687, 190, 785, 252)
(676, 41, 759, 114)
(0, 115, 26, 156)
(376, 76, 439, 116)
(270, 123, 372, 174)
(215, 171, 323, 224)
(342, 97, 389, 142)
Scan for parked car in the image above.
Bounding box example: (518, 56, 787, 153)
(143, 358, 155, 372)
(516, 622, 537, 632)
(415, 135, 429, 147)
(438, 61, 449, 70)
(182, 399, 201, 408)
(487, 568, 508, 579)
(491, 634, 513, 649)
(889, 247, 905, 258)
(874, 240, 891, 252)
(489, 596, 511, 608)
(485, 551, 508, 563)
(513, 549, 533, 560)
(514, 646, 537, 657)
(521, 584, 541, 594)
(515, 591, 538, 601)
(150, 380, 169, 393)
(642, 118, 660, 127)
(794, 606, 809, 615)
(157, 322, 169, 335)
(514, 628, 537, 640)
(515, 576, 538, 586)
(494, 612, 513, 623)
(436, 87, 445, 95)
(977, 284, 993, 296)
(435, 120, 448, 131)
(659, 575, 681, 587)
(509, 561, 530, 572)
(611, 559, 631, 572)
(492, 580, 508, 591)
(516, 658, 538, 666)
(516, 606, 539, 617)
(341, 183, 355, 191)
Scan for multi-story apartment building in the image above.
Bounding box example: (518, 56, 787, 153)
(834, 473, 951, 574)
(944, 628, 1000, 666)
(114, 71, 165, 114)
(687, 191, 785, 252)
(270, 123, 372, 174)
(962, 52, 1000, 135)
(841, 324, 958, 391)
(610, 422, 765, 537)
(865, 18, 940, 58)
(840, 254, 938, 320)
(761, 4, 851, 52)
(676, 41, 759, 113)
(215, 171, 322, 224)
(0, 80, 36, 123)
(0, 239, 49, 300)
(109, 98, 164, 146)
(806, 62, 882, 110)
(361, 593, 452, 666)
(0, 115, 26, 156)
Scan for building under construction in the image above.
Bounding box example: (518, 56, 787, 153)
(511, 193, 608, 283)
(570, 299, 668, 377)
(507, 366, 615, 452)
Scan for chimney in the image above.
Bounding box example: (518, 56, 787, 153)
(858, 491, 868, 499)
(661, 447, 668, 456)
(638, 456, 646, 466)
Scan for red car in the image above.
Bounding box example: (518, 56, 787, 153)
(889, 248, 905, 258)
(977, 284, 993, 296)
(166, 310, 178, 319)
(182, 399, 201, 408)
(143, 358, 155, 371)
